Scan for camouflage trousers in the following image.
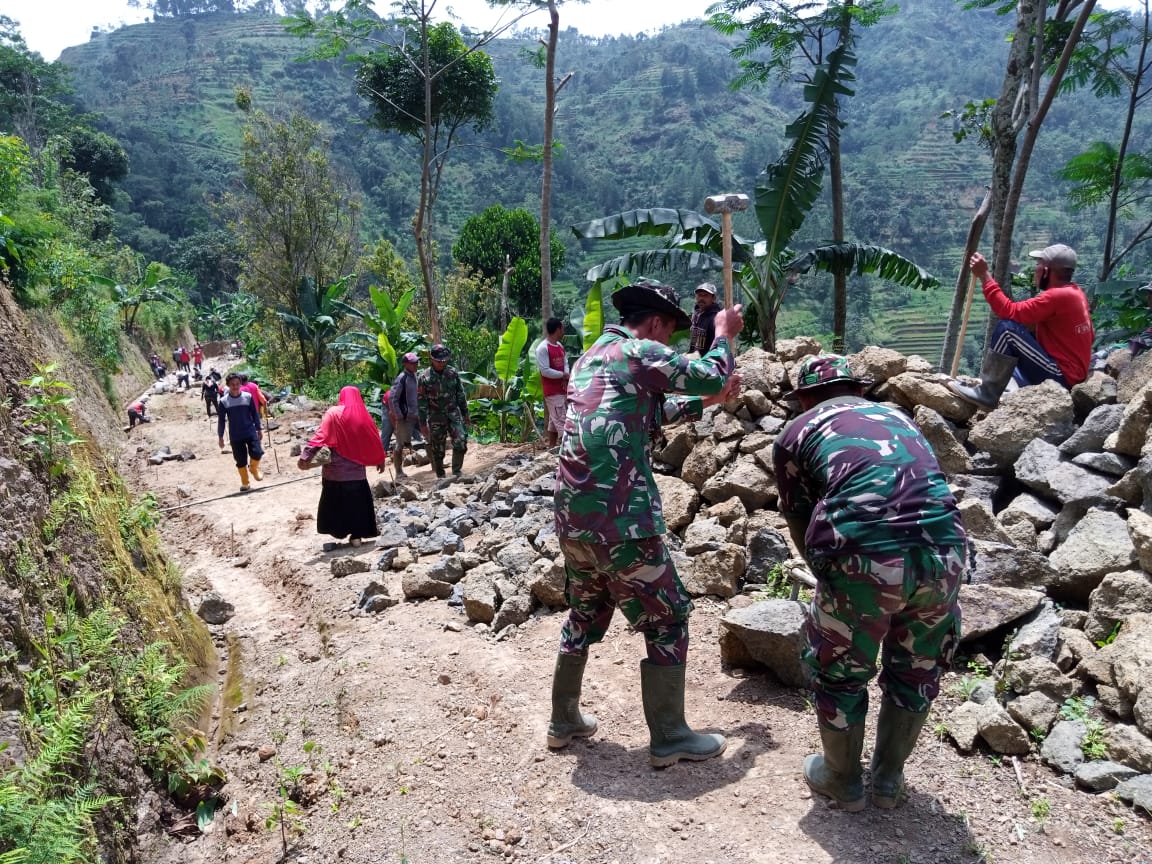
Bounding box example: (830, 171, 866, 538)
(803, 546, 964, 730)
(427, 415, 467, 469)
(558, 536, 693, 666)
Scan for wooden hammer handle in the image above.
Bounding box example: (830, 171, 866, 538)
(722, 211, 734, 308)
(950, 272, 978, 378)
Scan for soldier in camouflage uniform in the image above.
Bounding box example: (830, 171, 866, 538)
(417, 344, 470, 478)
(547, 280, 744, 768)
(772, 354, 966, 810)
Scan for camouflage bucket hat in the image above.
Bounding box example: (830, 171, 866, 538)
(791, 354, 873, 393)
(611, 279, 692, 332)
(429, 344, 451, 361)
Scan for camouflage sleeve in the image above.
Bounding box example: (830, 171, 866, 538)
(664, 395, 704, 425)
(454, 373, 469, 418)
(417, 376, 428, 425)
(627, 336, 732, 396)
(772, 439, 815, 520)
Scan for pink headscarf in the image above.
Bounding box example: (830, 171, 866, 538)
(307, 386, 385, 467)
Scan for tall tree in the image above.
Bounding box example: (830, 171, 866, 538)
(707, 0, 891, 352)
(226, 110, 360, 379)
(1057, 0, 1152, 281)
(289, 1, 527, 343)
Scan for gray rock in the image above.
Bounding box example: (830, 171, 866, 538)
(1084, 570, 1152, 643)
(1002, 656, 1078, 702)
(655, 428, 694, 468)
(999, 493, 1059, 530)
(949, 475, 1002, 508)
(401, 565, 454, 600)
(681, 439, 718, 490)
(1136, 690, 1152, 738)
(700, 457, 778, 510)
(718, 600, 807, 688)
(1041, 720, 1086, 774)
(1048, 509, 1138, 603)
(735, 347, 789, 395)
(1074, 760, 1140, 792)
(1108, 381, 1152, 456)
(958, 585, 1045, 641)
(374, 522, 410, 549)
(495, 537, 539, 577)
(357, 581, 397, 613)
(1129, 510, 1152, 572)
(462, 578, 498, 624)
(977, 702, 1032, 755)
(331, 555, 370, 578)
(969, 381, 1076, 464)
(654, 474, 699, 532)
(1071, 372, 1117, 419)
(1098, 685, 1135, 722)
(743, 526, 793, 586)
(737, 431, 772, 454)
(1007, 600, 1062, 661)
(742, 389, 774, 418)
(1071, 452, 1133, 477)
(1059, 403, 1126, 456)
(417, 525, 460, 556)
(1014, 438, 1115, 505)
(848, 346, 907, 383)
(966, 541, 1058, 592)
(426, 555, 465, 585)
(1001, 520, 1038, 551)
(969, 678, 997, 706)
(1114, 774, 1152, 815)
(886, 373, 977, 424)
(957, 499, 1014, 545)
(946, 702, 984, 753)
(707, 496, 747, 526)
(1057, 627, 1096, 673)
(196, 591, 235, 625)
(683, 518, 728, 554)
(1007, 691, 1059, 736)
(492, 594, 534, 631)
(1107, 724, 1152, 773)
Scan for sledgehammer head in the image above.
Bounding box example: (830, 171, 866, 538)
(703, 193, 750, 215)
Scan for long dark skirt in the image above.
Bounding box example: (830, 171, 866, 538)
(316, 478, 378, 540)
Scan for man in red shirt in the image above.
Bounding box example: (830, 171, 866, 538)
(948, 244, 1094, 409)
(536, 317, 569, 448)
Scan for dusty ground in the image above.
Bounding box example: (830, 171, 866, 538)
(121, 360, 1152, 864)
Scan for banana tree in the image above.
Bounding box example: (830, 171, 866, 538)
(90, 260, 181, 336)
(331, 285, 424, 390)
(571, 42, 938, 351)
(566, 277, 611, 352)
(275, 274, 360, 380)
(468, 316, 543, 442)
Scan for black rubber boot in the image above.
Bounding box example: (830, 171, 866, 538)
(640, 661, 726, 768)
(546, 653, 598, 748)
(870, 699, 928, 809)
(946, 351, 1018, 409)
(451, 448, 466, 477)
(804, 724, 866, 811)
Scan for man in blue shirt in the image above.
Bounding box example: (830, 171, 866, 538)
(217, 372, 264, 491)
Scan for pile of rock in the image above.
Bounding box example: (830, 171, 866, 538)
(361, 339, 1152, 816)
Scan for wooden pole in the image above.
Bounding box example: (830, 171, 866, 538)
(950, 273, 979, 377)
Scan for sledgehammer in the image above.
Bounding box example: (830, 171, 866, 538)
(703, 192, 750, 308)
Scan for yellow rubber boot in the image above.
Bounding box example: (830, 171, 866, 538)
(249, 458, 263, 481)
(237, 466, 251, 491)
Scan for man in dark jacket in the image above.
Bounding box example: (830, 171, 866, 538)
(387, 352, 420, 479)
(688, 282, 722, 355)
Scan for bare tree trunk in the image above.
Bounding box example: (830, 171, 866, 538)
(830, 3, 851, 353)
(941, 189, 992, 372)
(501, 254, 512, 331)
(414, 7, 441, 343)
(539, 0, 560, 326)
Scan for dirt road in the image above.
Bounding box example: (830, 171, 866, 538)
(122, 366, 1151, 864)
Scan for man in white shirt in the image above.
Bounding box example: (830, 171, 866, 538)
(536, 317, 569, 448)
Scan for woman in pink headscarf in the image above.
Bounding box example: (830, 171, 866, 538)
(298, 386, 386, 549)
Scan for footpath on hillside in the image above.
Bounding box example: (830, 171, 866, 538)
(120, 357, 1150, 864)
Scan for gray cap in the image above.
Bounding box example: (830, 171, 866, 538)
(1028, 243, 1077, 270)
(695, 282, 717, 296)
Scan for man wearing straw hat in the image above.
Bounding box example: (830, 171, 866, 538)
(774, 354, 966, 810)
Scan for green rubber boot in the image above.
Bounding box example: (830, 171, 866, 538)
(546, 653, 598, 748)
(640, 661, 726, 768)
(804, 724, 866, 811)
(451, 448, 466, 477)
(870, 699, 928, 809)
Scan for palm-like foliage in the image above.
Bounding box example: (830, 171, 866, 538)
(89, 260, 180, 336)
(571, 41, 939, 350)
(275, 274, 360, 380)
(332, 285, 425, 393)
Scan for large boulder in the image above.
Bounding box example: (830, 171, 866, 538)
(1041, 720, 1086, 774)
(744, 526, 793, 585)
(967, 540, 1059, 592)
(1058, 403, 1126, 456)
(968, 381, 1076, 464)
(1047, 509, 1138, 603)
(718, 600, 807, 687)
(526, 558, 566, 608)
(1129, 510, 1152, 572)
(681, 438, 719, 490)
(402, 564, 454, 600)
(1106, 724, 1152, 773)
(1105, 612, 1152, 703)
(1014, 439, 1115, 505)
(957, 499, 1014, 544)
(735, 348, 790, 397)
(682, 544, 747, 598)
(998, 493, 1059, 530)
(912, 405, 970, 475)
(700, 457, 777, 510)
(886, 373, 977, 424)
(683, 517, 728, 554)
(1006, 600, 1062, 661)
(1084, 570, 1152, 644)
(654, 474, 700, 532)
(1071, 372, 1118, 419)
(1107, 381, 1152, 456)
(1002, 656, 1078, 702)
(1115, 775, 1152, 816)
(958, 585, 1045, 641)
(1006, 691, 1059, 736)
(847, 346, 908, 383)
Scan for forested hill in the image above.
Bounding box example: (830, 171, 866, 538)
(57, 0, 1146, 352)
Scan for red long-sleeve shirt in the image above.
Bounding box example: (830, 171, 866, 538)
(982, 278, 1094, 385)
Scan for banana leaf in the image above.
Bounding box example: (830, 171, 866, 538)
(572, 208, 716, 240)
(494, 317, 528, 383)
(583, 282, 604, 351)
(584, 248, 725, 283)
(525, 339, 544, 400)
(788, 243, 939, 290)
(377, 331, 397, 375)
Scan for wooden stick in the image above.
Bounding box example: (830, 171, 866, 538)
(950, 272, 978, 377)
(721, 211, 734, 308)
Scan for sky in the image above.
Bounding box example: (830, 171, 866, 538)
(7, 0, 715, 61)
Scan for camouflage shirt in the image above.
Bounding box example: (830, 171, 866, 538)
(555, 325, 734, 543)
(417, 365, 469, 425)
(772, 395, 966, 557)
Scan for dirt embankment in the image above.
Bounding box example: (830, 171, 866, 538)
(121, 375, 1151, 864)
